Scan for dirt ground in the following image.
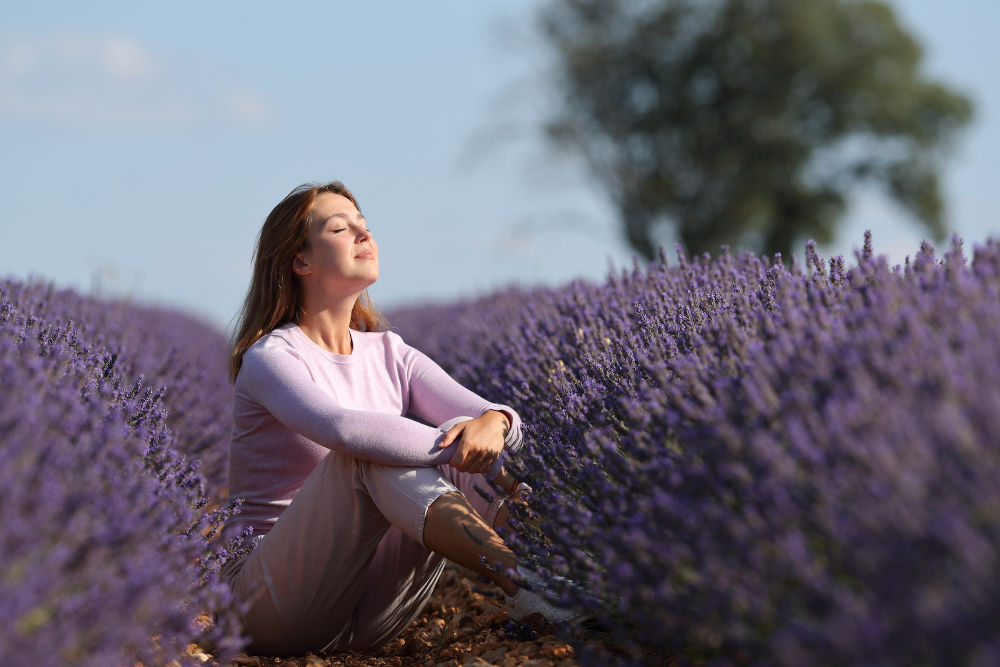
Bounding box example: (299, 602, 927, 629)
(203, 564, 585, 667)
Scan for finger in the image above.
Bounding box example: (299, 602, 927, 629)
(438, 424, 464, 448)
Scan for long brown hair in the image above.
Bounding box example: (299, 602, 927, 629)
(229, 181, 387, 381)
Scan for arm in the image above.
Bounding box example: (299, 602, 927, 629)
(400, 338, 523, 452)
(399, 337, 524, 472)
(238, 343, 454, 467)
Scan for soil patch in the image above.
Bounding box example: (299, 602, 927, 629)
(218, 563, 581, 667)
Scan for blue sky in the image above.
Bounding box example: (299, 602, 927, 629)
(2, 1, 997, 331)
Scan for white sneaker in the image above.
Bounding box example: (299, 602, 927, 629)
(505, 565, 591, 625)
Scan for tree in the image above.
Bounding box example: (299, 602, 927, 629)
(539, 0, 974, 259)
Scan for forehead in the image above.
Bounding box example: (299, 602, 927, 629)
(308, 192, 360, 223)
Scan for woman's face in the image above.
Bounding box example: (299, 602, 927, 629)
(295, 192, 379, 293)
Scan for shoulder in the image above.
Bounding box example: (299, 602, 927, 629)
(353, 328, 412, 355)
(247, 323, 300, 356)
(240, 324, 305, 375)
(355, 329, 435, 370)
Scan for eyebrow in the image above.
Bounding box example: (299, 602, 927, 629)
(324, 212, 366, 224)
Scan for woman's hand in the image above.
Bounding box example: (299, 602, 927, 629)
(438, 411, 510, 474)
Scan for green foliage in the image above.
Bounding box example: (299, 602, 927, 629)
(540, 0, 973, 258)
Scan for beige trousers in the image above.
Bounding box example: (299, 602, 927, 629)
(225, 417, 509, 656)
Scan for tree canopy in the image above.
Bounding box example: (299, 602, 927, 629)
(539, 0, 974, 259)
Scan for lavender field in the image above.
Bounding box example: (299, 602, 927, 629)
(3, 233, 1000, 665)
(391, 234, 1000, 665)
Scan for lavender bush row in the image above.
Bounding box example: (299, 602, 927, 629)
(389, 234, 1000, 666)
(2, 281, 233, 492)
(0, 279, 248, 665)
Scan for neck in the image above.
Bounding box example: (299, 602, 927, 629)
(296, 289, 359, 355)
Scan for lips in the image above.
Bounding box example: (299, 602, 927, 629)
(355, 249, 376, 259)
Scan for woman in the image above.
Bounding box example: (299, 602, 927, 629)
(223, 181, 576, 656)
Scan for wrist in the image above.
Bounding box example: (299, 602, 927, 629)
(487, 410, 510, 436)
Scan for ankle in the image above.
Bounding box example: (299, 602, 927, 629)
(498, 578, 519, 596)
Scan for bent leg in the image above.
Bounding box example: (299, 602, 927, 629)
(333, 463, 469, 651)
(232, 417, 528, 655)
(230, 451, 392, 655)
(230, 453, 461, 656)
(341, 525, 446, 651)
(424, 491, 519, 594)
(347, 483, 525, 651)
(344, 420, 528, 650)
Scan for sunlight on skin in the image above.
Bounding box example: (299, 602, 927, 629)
(423, 480, 529, 598)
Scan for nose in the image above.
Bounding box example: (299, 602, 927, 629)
(354, 222, 372, 241)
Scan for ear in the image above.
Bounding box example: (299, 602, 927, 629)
(292, 252, 311, 277)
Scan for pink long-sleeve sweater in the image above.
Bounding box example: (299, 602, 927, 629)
(227, 323, 523, 537)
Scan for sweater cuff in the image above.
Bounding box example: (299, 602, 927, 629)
(480, 405, 523, 453)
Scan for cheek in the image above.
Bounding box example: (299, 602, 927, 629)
(323, 236, 352, 256)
